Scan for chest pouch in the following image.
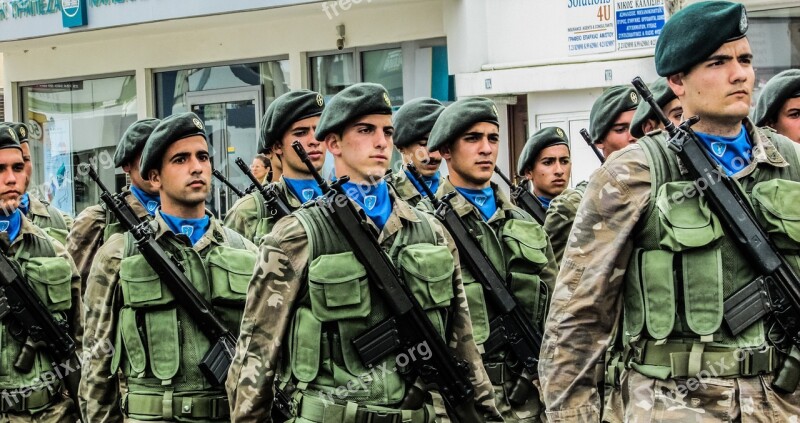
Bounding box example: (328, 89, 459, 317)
(500, 219, 551, 327)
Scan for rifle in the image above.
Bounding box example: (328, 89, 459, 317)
(291, 141, 482, 421)
(234, 158, 292, 219)
(494, 168, 546, 225)
(631, 76, 800, 360)
(0, 241, 81, 414)
(212, 169, 246, 198)
(580, 128, 605, 164)
(408, 163, 543, 406)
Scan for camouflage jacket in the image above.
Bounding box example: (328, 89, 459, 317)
(66, 187, 150, 292)
(79, 213, 256, 423)
(543, 181, 588, 266)
(29, 194, 73, 230)
(387, 166, 443, 207)
(223, 177, 302, 242)
(226, 191, 501, 422)
(539, 120, 800, 422)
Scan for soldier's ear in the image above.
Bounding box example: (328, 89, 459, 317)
(438, 145, 451, 161)
(148, 169, 162, 189)
(667, 73, 686, 98)
(325, 133, 342, 157)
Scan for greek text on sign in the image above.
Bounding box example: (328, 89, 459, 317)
(566, 0, 616, 55)
(615, 0, 665, 50)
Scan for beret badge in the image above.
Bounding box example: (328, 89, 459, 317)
(192, 118, 204, 130)
(316, 94, 324, 107)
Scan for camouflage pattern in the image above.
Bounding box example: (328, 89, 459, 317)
(0, 216, 82, 422)
(226, 192, 502, 422)
(223, 177, 302, 243)
(66, 187, 149, 293)
(387, 167, 443, 208)
(28, 195, 72, 231)
(421, 178, 558, 423)
(79, 213, 256, 422)
(539, 121, 800, 421)
(542, 180, 588, 266)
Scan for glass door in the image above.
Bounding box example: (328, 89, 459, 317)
(187, 87, 262, 219)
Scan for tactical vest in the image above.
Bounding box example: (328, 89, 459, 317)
(112, 223, 254, 421)
(625, 129, 800, 381)
(0, 232, 74, 413)
(280, 204, 453, 409)
(31, 201, 69, 246)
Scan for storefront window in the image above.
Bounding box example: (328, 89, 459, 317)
(20, 75, 137, 217)
(310, 53, 357, 99)
(362, 48, 403, 106)
(155, 60, 290, 117)
(750, 16, 800, 104)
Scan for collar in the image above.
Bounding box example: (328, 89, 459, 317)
(0, 209, 23, 243)
(390, 169, 423, 202)
(436, 177, 515, 223)
(130, 184, 161, 216)
(276, 176, 305, 208)
(153, 210, 224, 251)
(123, 187, 153, 219)
(27, 194, 50, 218)
(19, 193, 30, 216)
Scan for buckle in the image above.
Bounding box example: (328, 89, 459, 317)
(364, 412, 401, 423)
(739, 347, 774, 377)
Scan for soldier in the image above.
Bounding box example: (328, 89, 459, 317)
(517, 127, 572, 210)
(0, 123, 82, 422)
(629, 78, 682, 139)
(422, 97, 558, 422)
(224, 89, 325, 242)
(753, 69, 800, 142)
(388, 97, 446, 207)
(79, 112, 257, 422)
(540, 2, 800, 421)
(66, 118, 161, 292)
(227, 83, 501, 422)
(3, 122, 73, 242)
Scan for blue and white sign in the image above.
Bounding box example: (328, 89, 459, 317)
(615, 0, 665, 50)
(566, 0, 616, 56)
(61, 0, 87, 28)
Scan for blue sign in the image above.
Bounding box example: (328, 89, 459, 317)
(616, 6, 664, 41)
(61, 0, 88, 28)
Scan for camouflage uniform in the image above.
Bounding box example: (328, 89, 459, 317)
(79, 213, 256, 422)
(420, 178, 558, 423)
(540, 121, 800, 422)
(227, 191, 502, 422)
(66, 188, 150, 292)
(26, 196, 72, 245)
(542, 181, 587, 266)
(0, 217, 82, 422)
(223, 177, 303, 243)
(387, 168, 443, 208)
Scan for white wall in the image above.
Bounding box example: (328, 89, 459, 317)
(1, 0, 444, 120)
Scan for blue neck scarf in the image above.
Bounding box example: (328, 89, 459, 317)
(284, 177, 323, 203)
(0, 209, 23, 243)
(19, 193, 30, 216)
(695, 125, 752, 176)
(160, 211, 210, 246)
(455, 186, 497, 221)
(130, 185, 161, 216)
(405, 170, 441, 196)
(538, 196, 553, 209)
(342, 180, 392, 231)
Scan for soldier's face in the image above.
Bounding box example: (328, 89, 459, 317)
(326, 114, 393, 185)
(276, 116, 325, 179)
(441, 122, 500, 189)
(399, 137, 442, 178)
(668, 37, 754, 127)
(641, 99, 683, 135)
(0, 148, 25, 213)
(772, 97, 800, 143)
(148, 136, 211, 210)
(597, 110, 636, 157)
(123, 154, 158, 195)
(525, 144, 571, 199)
(19, 142, 31, 192)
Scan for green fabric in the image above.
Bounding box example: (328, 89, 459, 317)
(655, 181, 724, 251)
(630, 78, 677, 138)
(315, 83, 393, 141)
(308, 251, 371, 321)
(114, 118, 160, 167)
(517, 126, 570, 175)
(655, 1, 748, 76)
(428, 97, 499, 152)
(501, 219, 552, 325)
(0, 123, 21, 151)
(753, 69, 800, 126)
(260, 90, 324, 152)
(24, 256, 73, 312)
(140, 112, 207, 178)
(641, 250, 676, 341)
(589, 85, 639, 143)
(392, 97, 445, 148)
(751, 179, 800, 249)
(682, 248, 723, 336)
(398, 243, 455, 310)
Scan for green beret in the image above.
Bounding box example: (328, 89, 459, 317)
(630, 78, 677, 138)
(517, 127, 570, 175)
(1, 123, 30, 144)
(392, 97, 445, 148)
(428, 97, 499, 152)
(114, 118, 160, 167)
(655, 1, 748, 76)
(753, 69, 800, 126)
(315, 83, 393, 141)
(0, 124, 21, 151)
(140, 112, 207, 179)
(589, 86, 640, 142)
(260, 90, 325, 153)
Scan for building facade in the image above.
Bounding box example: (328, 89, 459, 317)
(0, 0, 797, 217)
